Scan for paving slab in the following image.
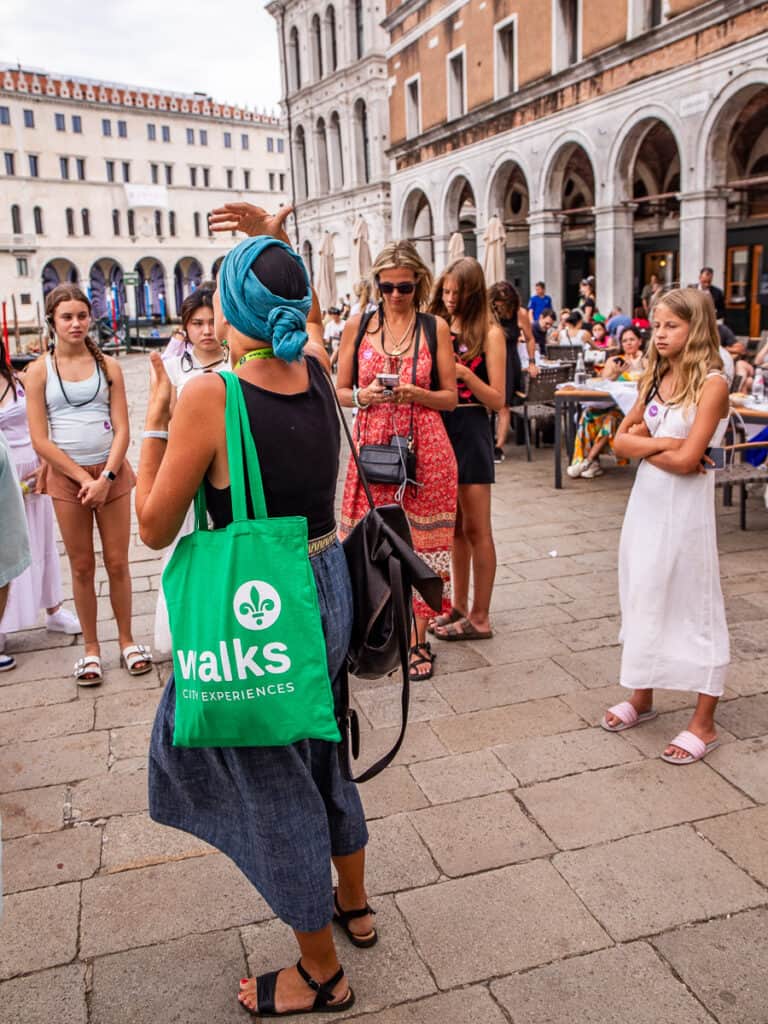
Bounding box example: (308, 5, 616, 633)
(728, 620, 768, 660)
(90, 929, 246, 1024)
(0, 784, 66, 837)
(353, 680, 453, 730)
(696, 805, 768, 885)
(396, 861, 610, 988)
(0, 964, 87, 1024)
(80, 853, 272, 958)
(549, 618, 620, 653)
(94, 686, 162, 730)
(0, 731, 109, 792)
(101, 812, 213, 872)
(552, 648, 623, 688)
(0, 674, 77, 712)
(337, 987, 508, 1024)
(492, 941, 711, 1024)
(362, 814, 440, 894)
(0, 699, 93, 745)
(409, 749, 516, 804)
(352, 722, 447, 768)
(486, 603, 574, 633)
(409, 792, 554, 877)
(560, 683, 701, 725)
(519, 759, 750, 849)
(109, 721, 153, 761)
(725, 658, 768, 696)
(433, 658, 582, 713)
(555, 824, 766, 941)
(487, 580, 565, 612)
(494, 726, 643, 785)
(0, 882, 80, 980)
(653, 908, 768, 1024)
(2, 822, 102, 892)
(69, 769, 149, 821)
(430, 698, 585, 754)
(359, 765, 429, 820)
(707, 735, 768, 802)
(242, 897, 436, 1019)
(716, 694, 768, 738)
(0, 649, 84, 686)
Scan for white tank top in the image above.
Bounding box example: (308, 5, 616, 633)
(45, 353, 114, 465)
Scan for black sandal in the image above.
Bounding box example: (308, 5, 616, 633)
(409, 642, 435, 681)
(333, 891, 378, 948)
(239, 959, 355, 1017)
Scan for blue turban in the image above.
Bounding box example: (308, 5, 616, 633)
(218, 236, 312, 362)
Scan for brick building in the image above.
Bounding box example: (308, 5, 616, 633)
(0, 64, 288, 327)
(385, 0, 768, 334)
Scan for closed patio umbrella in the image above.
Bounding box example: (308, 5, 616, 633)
(482, 215, 507, 286)
(448, 232, 465, 262)
(351, 216, 373, 285)
(317, 232, 337, 312)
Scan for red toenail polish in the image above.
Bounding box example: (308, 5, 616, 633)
(241, 979, 248, 985)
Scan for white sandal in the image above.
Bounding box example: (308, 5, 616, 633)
(120, 644, 153, 676)
(73, 655, 103, 686)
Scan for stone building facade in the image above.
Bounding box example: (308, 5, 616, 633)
(267, 0, 391, 303)
(0, 64, 288, 328)
(385, 0, 768, 334)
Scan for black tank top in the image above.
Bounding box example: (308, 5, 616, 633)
(452, 331, 489, 405)
(204, 356, 339, 538)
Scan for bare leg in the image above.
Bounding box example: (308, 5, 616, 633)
(0, 583, 9, 621)
(461, 484, 496, 632)
(587, 433, 610, 462)
(238, 926, 350, 1014)
(53, 499, 98, 659)
(95, 495, 147, 668)
(333, 848, 375, 939)
(664, 693, 719, 760)
(450, 502, 471, 616)
(495, 406, 510, 449)
(409, 614, 434, 677)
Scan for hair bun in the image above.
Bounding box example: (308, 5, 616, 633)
(267, 306, 307, 363)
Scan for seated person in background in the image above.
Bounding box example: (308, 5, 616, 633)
(607, 307, 632, 339)
(532, 308, 556, 356)
(632, 306, 651, 332)
(567, 326, 647, 480)
(591, 322, 611, 349)
(557, 310, 591, 349)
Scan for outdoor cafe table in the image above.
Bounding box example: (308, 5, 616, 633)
(553, 384, 768, 489)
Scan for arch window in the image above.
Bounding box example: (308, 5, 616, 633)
(11, 204, 21, 234)
(65, 207, 75, 237)
(169, 210, 176, 237)
(354, 0, 364, 59)
(329, 111, 344, 189)
(326, 6, 338, 72)
(81, 209, 91, 236)
(155, 210, 163, 237)
(294, 125, 309, 201)
(311, 14, 323, 81)
(288, 26, 302, 91)
(127, 210, 136, 236)
(33, 206, 44, 234)
(112, 209, 121, 236)
(315, 118, 330, 195)
(353, 99, 370, 185)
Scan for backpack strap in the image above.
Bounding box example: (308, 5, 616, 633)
(417, 312, 440, 392)
(352, 307, 381, 387)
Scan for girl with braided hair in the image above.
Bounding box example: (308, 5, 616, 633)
(24, 284, 152, 684)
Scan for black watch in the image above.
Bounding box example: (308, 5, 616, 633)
(101, 469, 116, 482)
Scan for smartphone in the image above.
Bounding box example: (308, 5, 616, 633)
(704, 447, 726, 470)
(376, 372, 400, 395)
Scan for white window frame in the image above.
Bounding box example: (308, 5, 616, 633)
(446, 45, 467, 122)
(551, 0, 582, 73)
(626, 0, 669, 39)
(405, 73, 422, 140)
(494, 15, 518, 100)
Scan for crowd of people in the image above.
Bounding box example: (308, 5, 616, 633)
(0, 201, 753, 1016)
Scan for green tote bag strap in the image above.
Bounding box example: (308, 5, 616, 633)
(192, 371, 268, 530)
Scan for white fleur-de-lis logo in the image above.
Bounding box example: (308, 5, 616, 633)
(232, 580, 281, 631)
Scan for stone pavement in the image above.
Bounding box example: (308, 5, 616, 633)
(1, 352, 767, 1024)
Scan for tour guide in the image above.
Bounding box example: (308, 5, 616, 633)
(136, 206, 372, 1017)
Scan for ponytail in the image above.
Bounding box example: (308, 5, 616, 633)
(84, 335, 112, 387)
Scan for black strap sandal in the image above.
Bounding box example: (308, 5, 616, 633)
(240, 959, 355, 1017)
(333, 891, 378, 948)
(409, 642, 435, 681)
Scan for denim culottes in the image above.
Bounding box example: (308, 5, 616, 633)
(148, 540, 369, 933)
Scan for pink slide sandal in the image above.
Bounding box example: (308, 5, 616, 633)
(600, 700, 658, 733)
(661, 730, 720, 765)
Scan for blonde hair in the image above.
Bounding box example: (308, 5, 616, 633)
(353, 279, 371, 306)
(370, 240, 433, 309)
(640, 287, 723, 408)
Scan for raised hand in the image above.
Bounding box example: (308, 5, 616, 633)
(208, 204, 293, 243)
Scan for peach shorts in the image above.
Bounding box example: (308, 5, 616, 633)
(43, 459, 136, 505)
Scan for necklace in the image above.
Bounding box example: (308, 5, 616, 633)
(53, 352, 102, 408)
(238, 347, 275, 366)
(381, 312, 416, 356)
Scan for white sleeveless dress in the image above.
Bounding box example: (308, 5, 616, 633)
(618, 375, 730, 697)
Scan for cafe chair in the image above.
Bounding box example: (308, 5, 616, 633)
(715, 442, 768, 530)
(511, 365, 572, 462)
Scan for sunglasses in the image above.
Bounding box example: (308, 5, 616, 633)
(378, 281, 415, 295)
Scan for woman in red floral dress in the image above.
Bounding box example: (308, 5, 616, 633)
(337, 241, 458, 681)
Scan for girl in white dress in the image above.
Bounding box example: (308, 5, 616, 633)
(153, 288, 228, 653)
(602, 288, 731, 764)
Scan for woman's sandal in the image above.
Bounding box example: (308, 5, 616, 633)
(73, 655, 102, 686)
(409, 642, 435, 681)
(239, 959, 355, 1017)
(427, 607, 463, 636)
(333, 891, 378, 948)
(433, 617, 493, 642)
(120, 644, 153, 676)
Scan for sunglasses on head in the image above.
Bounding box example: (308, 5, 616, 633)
(378, 281, 415, 295)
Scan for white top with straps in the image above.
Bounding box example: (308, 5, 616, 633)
(45, 353, 113, 465)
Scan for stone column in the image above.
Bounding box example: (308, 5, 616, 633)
(678, 190, 728, 289)
(528, 211, 563, 309)
(594, 204, 635, 315)
(433, 234, 451, 275)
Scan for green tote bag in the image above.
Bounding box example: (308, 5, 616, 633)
(162, 371, 341, 748)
